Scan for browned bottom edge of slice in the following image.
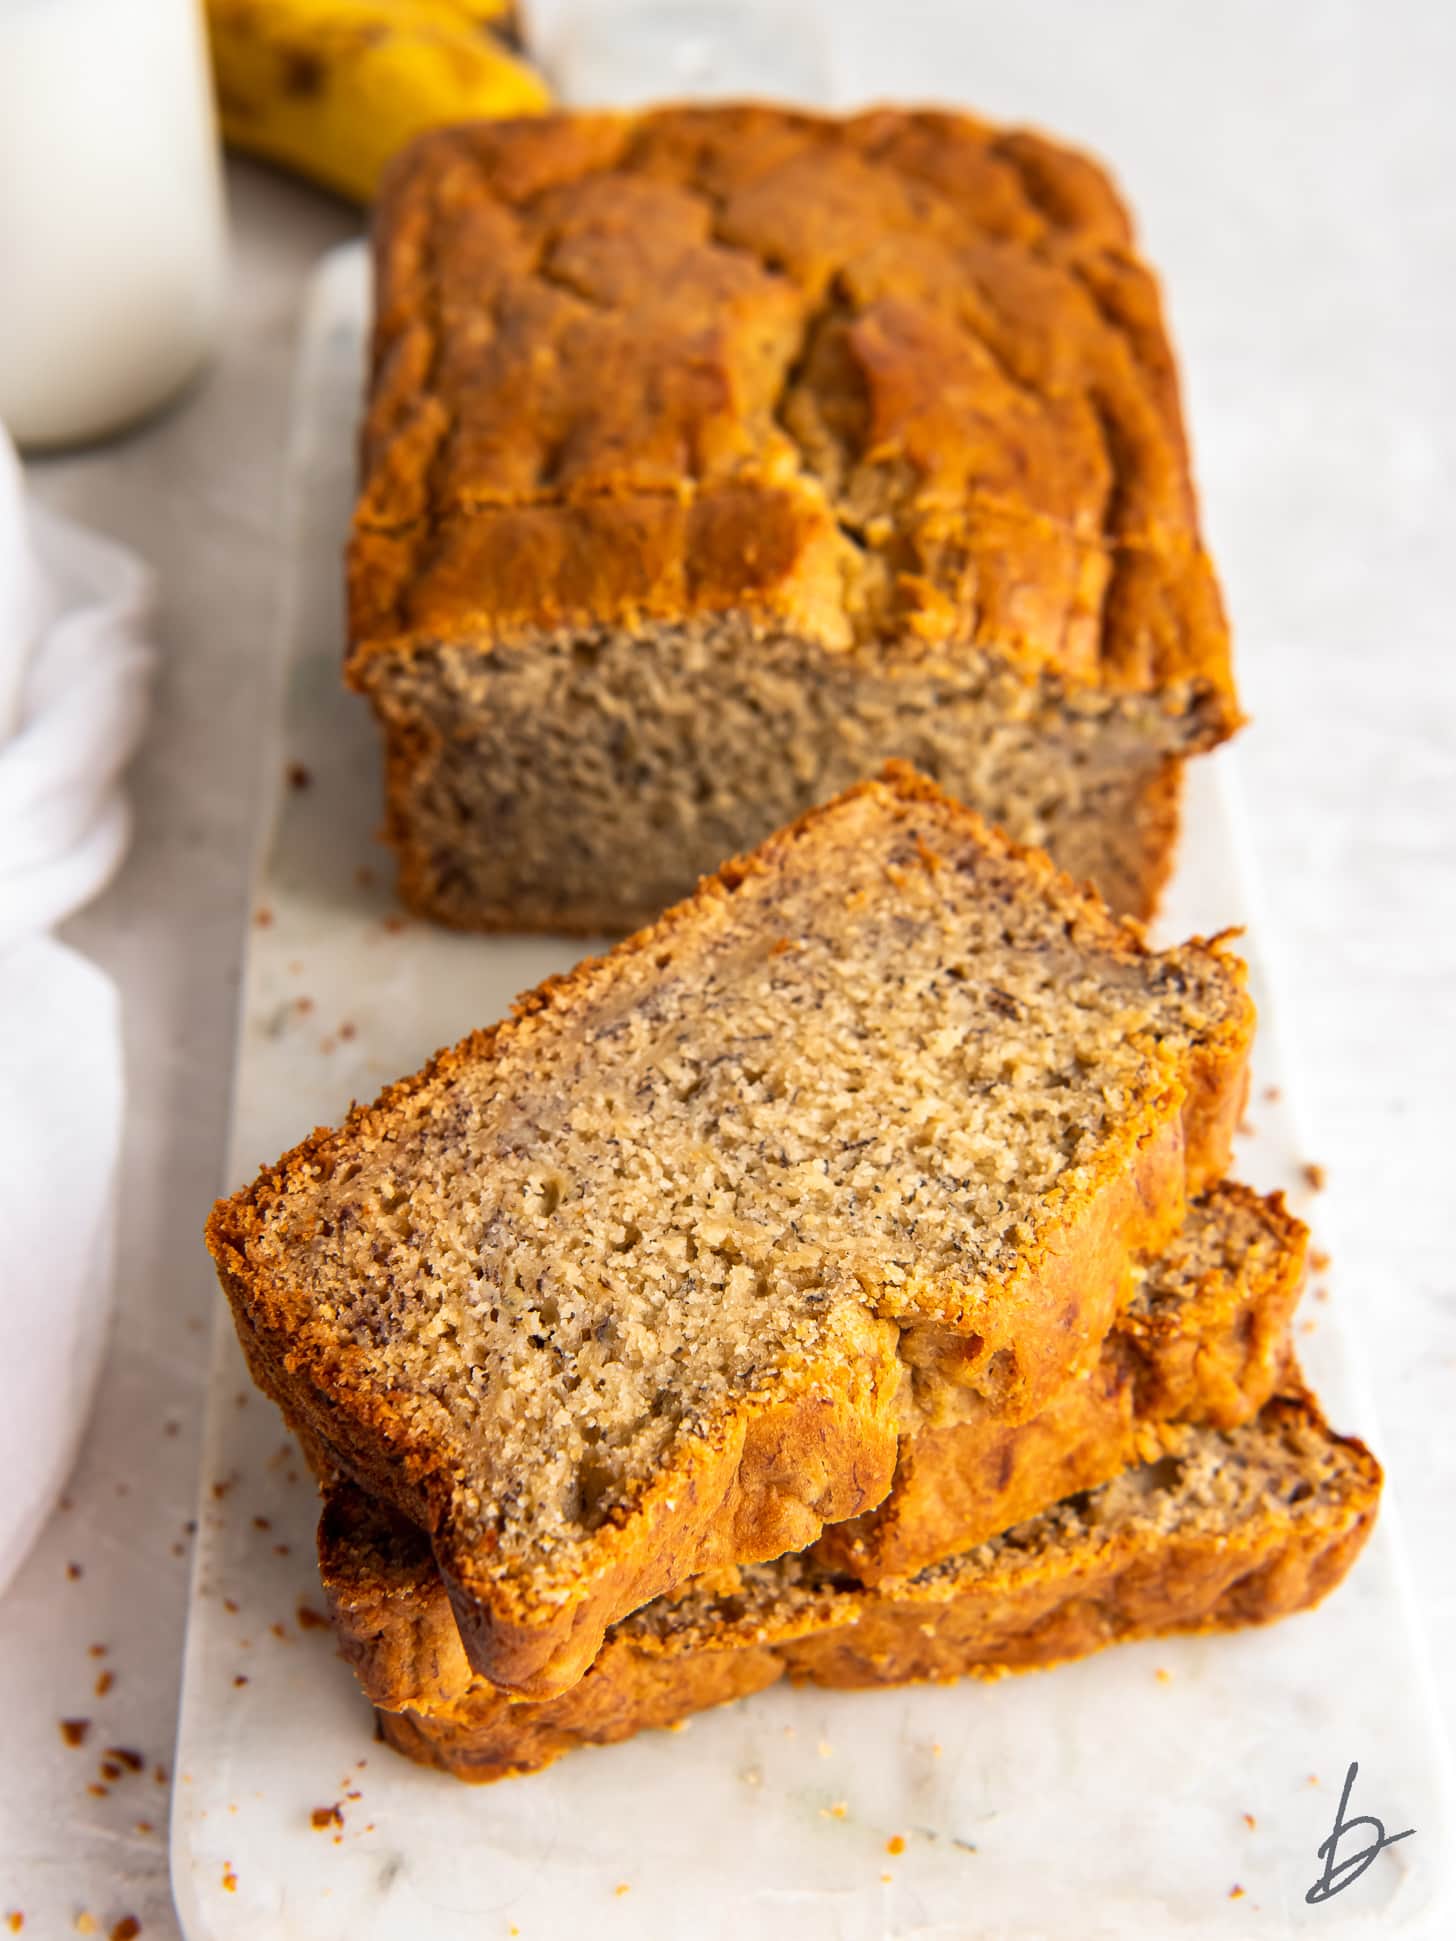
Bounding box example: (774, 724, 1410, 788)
(327, 1387, 1379, 1784)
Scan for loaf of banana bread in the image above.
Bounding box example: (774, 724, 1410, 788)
(318, 1390, 1379, 1783)
(349, 104, 1239, 932)
(207, 768, 1251, 1700)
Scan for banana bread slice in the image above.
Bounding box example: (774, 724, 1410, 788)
(350, 104, 1239, 933)
(817, 1180, 1304, 1584)
(319, 1390, 1379, 1783)
(207, 767, 1252, 1699)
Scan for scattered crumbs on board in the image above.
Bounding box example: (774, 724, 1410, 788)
(297, 1603, 330, 1631)
(74, 1916, 96, 1936)
(614, 1883, 630, 1898)
(221, 1866, 237, 1893)
(60, 1719, 91, 1748)
(1229, 1884, 1246, 1900)
(67, 1562, 83, 1581)
(5, 1914, 21, 1933)
(821, 1801, 848, 1821)
(1302, 1163, 1327, 1192)
(1155, 1667, 1172, 1685)
(254, 907, 273, 929)
(311, 1804, 344, 1831)
(1310, 1248, 1331, 1273)
(94, 1670, 114, 1698)
(111, 1920, 142, 1941)
(287, 762, 313, 790)
(886, 1835, 906, 1856)
(1242, 1813, 1257, 1830)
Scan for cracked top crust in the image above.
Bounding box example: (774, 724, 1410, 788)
(348, 104, 1235, 713)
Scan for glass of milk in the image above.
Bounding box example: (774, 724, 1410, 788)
(0, 0, 228, 449)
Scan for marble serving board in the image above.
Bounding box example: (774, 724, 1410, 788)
(169, 245, 1451, 1940)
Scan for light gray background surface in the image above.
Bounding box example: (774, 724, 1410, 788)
(3, 4, 1452, 1932)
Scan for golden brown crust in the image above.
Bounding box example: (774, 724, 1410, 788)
(817, 1183, 1306, 1583)
(208, 767, 1252, 1700)
(347, 104, 1235, 716)
(343, 1391, 1380, 1783)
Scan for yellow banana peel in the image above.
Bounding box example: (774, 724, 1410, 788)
(206, 0, 551, 205)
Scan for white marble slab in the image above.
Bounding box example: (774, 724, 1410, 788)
(168, 246, 1452, 1939)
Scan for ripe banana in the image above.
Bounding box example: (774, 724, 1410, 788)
(206, 0, 551, 205)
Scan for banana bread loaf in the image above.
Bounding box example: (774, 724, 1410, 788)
(349, 104, 1239, 932)
(319, 1390, 1379, 1783)
(207, 768, 1252, 1700)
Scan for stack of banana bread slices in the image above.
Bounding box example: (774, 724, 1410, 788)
(207, 768, 1381, 1783)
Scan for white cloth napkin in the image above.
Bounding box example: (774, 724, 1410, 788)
(0, 425, 155, 1599)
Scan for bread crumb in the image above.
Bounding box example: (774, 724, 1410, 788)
(931, 1742, 943, 1758)
(311, 1804, 343, 1830)
(1242, 1812, 1256, 1829)
(94, 1670, 114, 1698)
(820, 1801, 848, 1820)
(74, 1917, 97, 1936)
(1313, 1285, 1329, 1303)
(886, 1835, 906, 1856)
(252, 1516, 271, 1531)
(88, 1644, 107, 1659)
(339, 1021, 358, 1042)
(614, 1883, 630, 1897)
(254, 908, 273, 929)
(233, 1676, 249, 1688)
(1302, 1163, 1327, 1192)
(87, 1784, 109, 1799)
(134, 1821, 154, 1835)
(1155, 1667, 1172, 1685)
(1310, 1249, 1331, 1273)
(67, 1562, 83, 1581)
(221, 1866, 236, 1893)
(108, 1748, 143, 1773)
(287, 762, 312, 790)
(273, 1543, 291, 1556)
(101, 1761, 123, 1781)
(222, 1600, 239, 1615)
(5, 1914, 22, 1932)
(1229, 1885, 1246, 1900)
(296, 1603, 329, 1631)
(60, 1719, 91, 1748)
(111, 1920, 142, 1941)
(881, 1873, 893, 1883)
(1262, 1085, 1281, 1103)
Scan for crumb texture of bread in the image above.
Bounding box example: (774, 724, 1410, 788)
(336, 1390, 1379, 1781)
(209, 771, 1251, 1697)
(347, 105, 1239, 930)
